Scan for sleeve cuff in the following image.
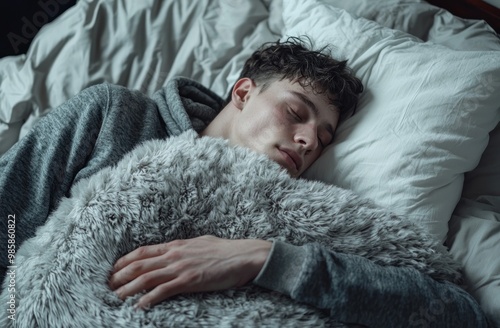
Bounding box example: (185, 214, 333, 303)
(252, 240, 309, 296)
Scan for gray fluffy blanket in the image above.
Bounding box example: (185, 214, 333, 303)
(1, 130, 460, 327)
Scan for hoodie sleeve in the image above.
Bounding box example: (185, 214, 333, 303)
(253, 241, 490, 327)
(0, 84, 110, 255)
(0, 83, 168, 274)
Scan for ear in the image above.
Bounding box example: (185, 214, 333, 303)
(231, 78, 255, 110)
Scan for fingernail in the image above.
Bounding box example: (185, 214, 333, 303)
(133, 303, 142, 311)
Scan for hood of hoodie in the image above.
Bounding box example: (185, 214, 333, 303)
(153, 77, 225, 136)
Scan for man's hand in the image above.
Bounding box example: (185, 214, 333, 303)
(108, 235, 272, 309)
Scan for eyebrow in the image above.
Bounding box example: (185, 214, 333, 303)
(289, 91, 336, 143)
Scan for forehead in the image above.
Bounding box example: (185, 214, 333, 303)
(265, 79, 339, 120)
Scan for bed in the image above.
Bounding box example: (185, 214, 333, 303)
(0, 0, 499, 326)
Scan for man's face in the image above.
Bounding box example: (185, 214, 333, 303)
(229, 78, 339, 178)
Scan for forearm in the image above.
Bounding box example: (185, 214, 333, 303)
(254, 241, 490, 327)
(0, 85, 109, 250)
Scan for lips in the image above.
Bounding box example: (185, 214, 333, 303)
(279, 148, 302, 172)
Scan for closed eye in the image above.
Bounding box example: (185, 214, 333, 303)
(318, 137, 325, 148)
(318, 132, 333, 149)
(288, 107, 302, 122)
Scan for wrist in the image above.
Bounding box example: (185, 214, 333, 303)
(232, 239, 272, 286)
(248, 239, 272, 268)
(253, 241, 308, 296)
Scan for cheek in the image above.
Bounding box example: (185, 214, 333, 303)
(239, 98, 293, 151)
(237, 116, 275, 152)
(302, 151, 322, 172)
(246, 107, 287, 137)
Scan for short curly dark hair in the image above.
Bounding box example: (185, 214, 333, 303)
(231, 36, 364, 120)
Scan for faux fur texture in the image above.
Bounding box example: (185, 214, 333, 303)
(0, 130, 460, 327)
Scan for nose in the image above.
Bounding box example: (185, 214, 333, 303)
(294, 124, 318, 152)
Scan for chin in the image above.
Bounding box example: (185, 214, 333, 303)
(282, 165, 300, 178)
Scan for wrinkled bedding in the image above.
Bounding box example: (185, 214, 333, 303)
(1, 0, 499, 154)
(1, 0, 499, 325)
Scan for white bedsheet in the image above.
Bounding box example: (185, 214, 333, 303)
(1, 0, 499, 325)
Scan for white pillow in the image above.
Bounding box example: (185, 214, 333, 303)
(332, 1, 500, 323)
(446, 122, 500, 326)
(461, 123, 500, 202)
(283, 0, 500, 242)
(447, 198, 500, 326)
(308, 0, 500, 50)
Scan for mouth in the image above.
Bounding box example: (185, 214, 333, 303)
(278, 148, 302, 173)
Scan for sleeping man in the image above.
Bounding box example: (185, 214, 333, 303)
(0, 38, 490, 326)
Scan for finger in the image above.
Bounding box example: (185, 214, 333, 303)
(115, 267, 176, 300)
(109, 257, 167, 290)
(113, 244, 170, 273)
(135, 276, 193, 309)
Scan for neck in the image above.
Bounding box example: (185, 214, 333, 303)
(200, 105, 235, 140)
